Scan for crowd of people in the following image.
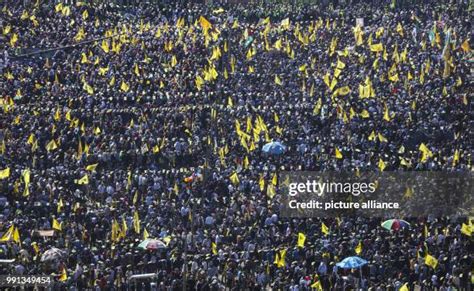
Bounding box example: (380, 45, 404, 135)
(0, 0, 472, 289)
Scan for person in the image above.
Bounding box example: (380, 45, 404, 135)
(0, 0, 472, 289)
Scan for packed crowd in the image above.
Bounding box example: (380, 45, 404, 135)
(0, 0, 472, 289)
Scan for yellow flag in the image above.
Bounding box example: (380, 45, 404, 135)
(59, 267, 68, 281)
(311, 279, 323, 290)
(0, 168, 10, 179)
(370, 43, 384, 52)
(211, 242, 218, 255)
(120, 81, 130, 92)
(425, 254, 438, 269)
(378, 159, 386, 171)
(398, 145, 405, 154)
(133, 63, 140, 76)
(313, 98, 322, 115)
(297, 232, 306, 248)
(31, 139, 38, 152)
(54, 108, 61, 121)
(5, 71, 14, 80)
(52, 218, 62, 231)
(267, 183, 276, 199)
(274, 249, 286, 267)
(335, 148, 343, 159)
(101, 40, 109, 53)
(46, 139, 58, 151)
(378, 133, 388, 143)
(133, 211, 140, 234)
(210, 46, 221, 60)
(321, 222, 329, 236)
(419, 143, 433, 162)
(0, 225, 14, 242)
(274, 75, 282, 86)
(328, 37, 338, 56)
(74, 174, 89, 185)
(120, 217, 128, 239)
(111, 219, 120, 242)
(162, 236, 172, 246)
(57, 198, 64, 213)
(74, 27, 85, 42)
(336, 59, 346, 69)
(12, 227, 20, 244)
(3, 24, 11, 35)
(84, 142, 89, 156)
(460, 39, 470, 53)
(10, 33, 18, 47)
(419, 67, 425, 84)
(259, 176, 265, 191)
(400, 283, 409, 291)
(271, 173, 278, 186)
(31, 242, 40, 254)
(396, 22, 404, 36)
(83, 82, 94, 94)
(355, 241, 362, 254)
(229, 172, 239, 185)
(55, 3, 63, 12)
(86, 163, 98, 171)
(383, 104, 391, 121)
(274, 39, 282, 50)
(143, 228, 149, 240)
(94, 126, 101, 135)
(461, 223, 472, 237)
(71, 202, 80, 213)
(199, 16, 212, 32)
(170, 55, 177, 67)
(334, 86, 351, 96)
(360, 110, 370, 118)
(176, 17, 185, 27)
(22, 168, 30, 197)
(280, 18, 290, 29)
(195, 75, 204, 91)
(243, 156, 249, 169)
(170, 183, 178, 197)
(132, 190, 139, 204)
(246, 48, 253, 60)
(354, 26, 364, 46)
(64, 110, 71, 121)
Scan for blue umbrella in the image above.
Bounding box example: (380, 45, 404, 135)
(336, 256, 368, 269)
(262, 141, 286, 155)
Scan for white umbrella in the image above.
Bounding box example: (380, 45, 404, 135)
(40, 247, 66, 262)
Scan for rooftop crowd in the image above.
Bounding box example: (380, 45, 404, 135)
(0, 0, 472, 289)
